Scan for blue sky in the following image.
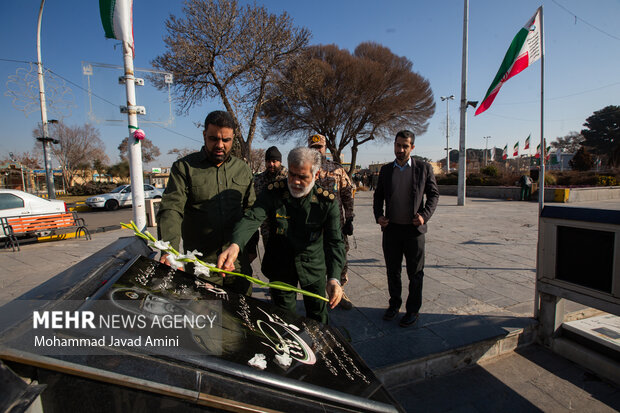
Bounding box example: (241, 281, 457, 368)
(1, 0, 619, 169)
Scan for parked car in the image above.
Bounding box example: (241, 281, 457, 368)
(85, 184, 164, 211)
(0, 189, 68, 238)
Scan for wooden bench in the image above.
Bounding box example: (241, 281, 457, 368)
(1, 212, 91, 252)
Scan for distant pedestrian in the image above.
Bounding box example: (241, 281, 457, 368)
(371, 172, 379, 191)
(373, 130, 439, 327)
(519, 174, 532, 201)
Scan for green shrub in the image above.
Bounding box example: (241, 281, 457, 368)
(596, 175, 617, 186)
(68, 181, 117, 195)
(544, 174, 557, 185)
(481, 165, 499, 177)
(466, 174, 486, 186)
(436, 172, 458, 185)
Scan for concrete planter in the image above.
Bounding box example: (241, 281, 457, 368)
(438, 185, 620, 203)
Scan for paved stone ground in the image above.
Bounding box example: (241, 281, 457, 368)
(392, 345, 620, 412)
(0, 229, 127, 306)
(329, 192, 560, 369)
(1, 192, 619, 411)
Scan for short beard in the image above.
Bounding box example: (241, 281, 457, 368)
(288, 178, 315, 199)
(266, 165, 280, 174)
(207, 150, 229, 164)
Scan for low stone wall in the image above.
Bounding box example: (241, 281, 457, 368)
(566, 186, 620, 202)
(438, 185, 620, 203)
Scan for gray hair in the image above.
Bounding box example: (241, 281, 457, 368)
(288, 147, 322, 175)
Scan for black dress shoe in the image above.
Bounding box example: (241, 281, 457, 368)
(399, 313, 419, 327)
(383, 307, 399, 321)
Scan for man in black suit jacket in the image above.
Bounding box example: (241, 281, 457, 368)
(373, 130, 439, 327)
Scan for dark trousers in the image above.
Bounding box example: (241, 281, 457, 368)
(382, 224, 425, 314)
(269, 276, 328, 325)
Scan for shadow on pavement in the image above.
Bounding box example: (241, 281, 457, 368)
(389, 345, 620, 412)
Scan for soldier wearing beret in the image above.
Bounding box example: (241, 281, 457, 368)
(218, 147, 345, 324)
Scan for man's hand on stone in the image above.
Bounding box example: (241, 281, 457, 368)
(159, 252, 184, 271)
(326, 279, 343, 309)
(217, 243, 240, 273)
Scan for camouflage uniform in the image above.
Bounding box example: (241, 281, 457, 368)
(254, 166, 288, 247)
(317, 158, 355, 285)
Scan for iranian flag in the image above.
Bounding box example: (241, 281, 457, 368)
(99, 0, 134, 53)
(524, 134, 531, 150)
(475, 9, 542, 116)
(513, 142, 519, 157)
(502, 145, 508, 160)
(535, 143, 541, 158)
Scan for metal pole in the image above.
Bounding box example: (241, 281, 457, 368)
(483, 136, 491, 166)
(446, 100, 450, 174)
(36, 0, 55, 199)
(122, 41, 147, 231)
(457, 0, 469, 206)
(441, 95, 455, 174)
(538, 6, 545, 215)
(534, 5, 545, 319)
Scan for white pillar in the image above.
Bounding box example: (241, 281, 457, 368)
(122, 41, 147, 231)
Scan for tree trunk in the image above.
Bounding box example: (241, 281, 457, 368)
(349, 143, 359, 178)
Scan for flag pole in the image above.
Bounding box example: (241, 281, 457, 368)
(538, 5, 545, 215)
(122, 41, 147, 231)
(534, 5, 544, 319)
(457, 0, 469, 206)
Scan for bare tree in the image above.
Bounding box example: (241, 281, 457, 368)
(151, 0, 310, 161)
(168, 147, 196, 160)
(118, 138, 161, 164)
(32, 122, 108, 187)
(261, 42, 435, 173)
(0, 152, 41, 169)
(550, 131, 584, 153)
(5, 63, 75, 120)
(249, 148, 265, 174)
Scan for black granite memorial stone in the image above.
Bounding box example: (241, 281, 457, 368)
(0, 243, 402, 412)
(90, 256, 381, 397)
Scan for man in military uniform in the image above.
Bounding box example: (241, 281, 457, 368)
(217, 147, 345, 324)
(253, 146, 288, 248)
(308, 134, 355, 310)
(157, 110, 255, 295)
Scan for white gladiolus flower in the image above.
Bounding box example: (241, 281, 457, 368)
(166, 254, 185, 270)
(248, 354, 267, 370)
(274, 352, 292, 368)
(179, 249, 203, 260)
(193, 262, 210, 277)
(148, 240, 172, 251)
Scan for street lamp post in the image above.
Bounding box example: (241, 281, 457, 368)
(8, 152, 25, 191)
(441, 95, 455, 174)
(483, 136, 491, 166)
(36, 0, 56, 199)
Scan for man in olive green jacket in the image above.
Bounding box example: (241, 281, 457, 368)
(218, 147, 345, 324)
(157, 110, 255, 295)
